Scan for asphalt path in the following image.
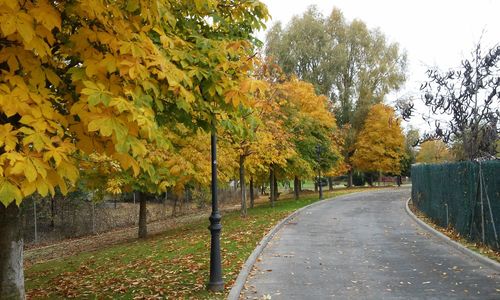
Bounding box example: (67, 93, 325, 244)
(241, 187, 500, 299)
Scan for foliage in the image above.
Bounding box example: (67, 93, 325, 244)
(265, 6, 407, 177)
(416, 140, 453, 164)
(278, 77, 341, 178)
(0, 0, 270, 207)
(400, 127, 419, 176)
(351, 104, 405, 174)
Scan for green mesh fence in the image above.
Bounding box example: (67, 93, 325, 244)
(411, 161, 500, 250)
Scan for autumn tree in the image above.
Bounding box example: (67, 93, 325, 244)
(351, 104, 405, 177)
(266, 6, 407, 185)
(278, 78, 341, 199)
(416, 140, 453, 164)
(0, 0, 269, 298)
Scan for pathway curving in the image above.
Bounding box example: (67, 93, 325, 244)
(241, 188, 500, 299)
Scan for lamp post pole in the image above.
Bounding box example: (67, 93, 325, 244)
(208, 129, 224, 291)
(316, 145, 323, 200)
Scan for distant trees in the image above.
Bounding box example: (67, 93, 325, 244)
(400, 127, 419, 176)
(265, 6, 407, 185)
(416, 140, 453, 164)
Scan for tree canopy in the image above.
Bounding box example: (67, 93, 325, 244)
(0, 0, 270, 207)
(416, 140, 453, 164)
(351, 104, 405, 174)
(265, 6, 407, 183)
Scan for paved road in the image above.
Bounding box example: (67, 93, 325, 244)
(241, 188, 500, 299)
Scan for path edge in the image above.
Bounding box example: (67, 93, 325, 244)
(405, 198, 500, 272)
(227, 196, 336, 300)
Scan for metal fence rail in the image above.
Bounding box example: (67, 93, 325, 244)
(411, 161, 500, 250)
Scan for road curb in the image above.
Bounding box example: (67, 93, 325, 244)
(227, 195, 340, 300)
(405, 198, 500, 272)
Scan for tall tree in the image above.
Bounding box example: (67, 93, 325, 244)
(0, 0, 269, 297)
(266, 6, 406, 185)
(351, 104, 405, 175)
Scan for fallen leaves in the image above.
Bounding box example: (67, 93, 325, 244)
(25, 207, 295, 299)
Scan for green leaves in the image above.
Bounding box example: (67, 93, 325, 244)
(81, 81, 112, 107)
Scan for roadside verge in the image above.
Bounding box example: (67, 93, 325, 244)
(405, 198, 500, 272)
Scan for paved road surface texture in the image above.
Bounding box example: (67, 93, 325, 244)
(241, 188, 500, 299)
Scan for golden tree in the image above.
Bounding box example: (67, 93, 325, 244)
(351, 104, 405, 175)
(416, 140, 453, 163)
(0, 1, 269, 298)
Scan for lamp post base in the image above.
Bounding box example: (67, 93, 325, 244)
(207, 281, 224, 292)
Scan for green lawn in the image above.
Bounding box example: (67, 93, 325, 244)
(25, 188, 366, 299)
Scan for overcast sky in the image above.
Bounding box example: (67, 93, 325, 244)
(257, 0, 500, 130)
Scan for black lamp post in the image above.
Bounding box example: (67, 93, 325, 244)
(207, 129, 224, 291)
(316, 144, 323, 200)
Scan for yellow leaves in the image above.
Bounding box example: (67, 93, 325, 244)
(416, 140, 452, 164)
(19, 127, 51, 151)
(352, 103, 405, 173)
(88, 115, 128, 141)
(56, 161, 79, 184)
(0, 0, 272, 205)
(0, 179, 23, 206)
(43, 142, 74, 168)
(0, 9, 36, 43)
(0, 124, 18, 152)
(112, 153, 140, 176)
(30, 1, 61, 31)
(225, 89, 246, 107)
(106, 178, 124, 195)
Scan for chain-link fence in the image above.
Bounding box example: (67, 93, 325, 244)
(21, 186, 246, 247)
(411, 160, 500, 250)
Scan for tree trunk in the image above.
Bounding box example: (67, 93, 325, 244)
(273, 173, 278, 200)
(328, 177, 333, 191)
(378, 171, 382, 186)
(171, 193, 178, 217)
(239, 155, 247, 216)
(250, 176, 255, 209)
(298, 179, 302, 192)
(137, 191, 147, 238)
(50, 196, 55, 229)
(269, 165, 275, 207)
(314, 181, 318, 192)
(293, 176, 300, 200)
(348, 169, 353, 187)
(0, 203, 25, 299)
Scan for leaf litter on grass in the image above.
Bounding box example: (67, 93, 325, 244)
(26, 189, 370, 299)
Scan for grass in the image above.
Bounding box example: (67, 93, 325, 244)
(25, 188, 367, 299)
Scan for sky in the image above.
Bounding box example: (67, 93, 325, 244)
(256, 0, 500, 131)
